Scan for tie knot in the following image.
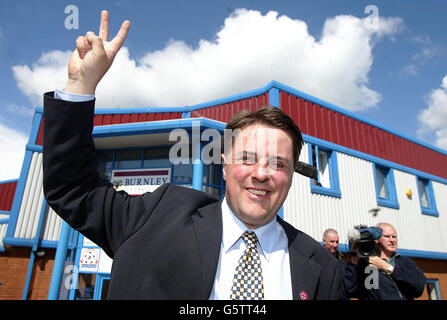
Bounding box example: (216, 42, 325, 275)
(241, 231, 258, 249)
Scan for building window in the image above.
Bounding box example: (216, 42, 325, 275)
(308, 144, 341, 198)
(203, 163, 225, 199)
(114, 148, 143, 169)
(96, 147, 225, 197)
(426, 279, 441, 300)
(96, 150, 114, 181)
(143, 148, 171, 168)
(416, 177, 438, 217)
(172, 163, 193, 186)
(373, 164, 399, 209)
(74, 273, 96, 300)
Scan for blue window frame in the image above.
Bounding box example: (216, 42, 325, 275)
(93, 274, 110, 300)
(426, 279, 441, 300)
(416, 177, 438, 217)
(308, 144, 341, 198)
(372, 164, 399, 209)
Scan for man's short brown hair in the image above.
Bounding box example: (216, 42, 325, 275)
(225, 106, 304, 169)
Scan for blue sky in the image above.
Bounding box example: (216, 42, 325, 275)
(1, 0, 446, 180)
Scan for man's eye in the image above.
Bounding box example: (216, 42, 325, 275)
(268, 160, 285, 169)
(237, 156, 255, 164)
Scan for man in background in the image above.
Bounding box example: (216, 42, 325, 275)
(323, 228, 344, 261)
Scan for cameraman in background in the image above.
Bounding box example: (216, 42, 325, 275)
(344, 222, 426, 300)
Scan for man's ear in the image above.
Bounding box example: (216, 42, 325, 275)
(221, 153, 227, 181)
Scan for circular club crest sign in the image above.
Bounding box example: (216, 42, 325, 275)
(79, 248, 99, 272)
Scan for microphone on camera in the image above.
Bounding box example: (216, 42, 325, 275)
(295, 161, 318, 179)
(347, 228, 361, 243)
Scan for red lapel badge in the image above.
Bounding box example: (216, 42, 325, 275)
(299, 291, 308, 300)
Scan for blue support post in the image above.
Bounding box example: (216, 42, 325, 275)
(22, 200, 48, 300)
(47, 220, 71, 300)
(191, 121, 203, 191)
(270, 86, 282, 219)
(68, 232, 84, 300)
(192, 156, 204, 191)
(268, 87, 280, 108)
(21, 252, 35, 300)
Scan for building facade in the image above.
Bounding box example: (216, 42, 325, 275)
(0, 81, 446, 300)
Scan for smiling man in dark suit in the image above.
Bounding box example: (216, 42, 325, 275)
(42, 10, 342, 300)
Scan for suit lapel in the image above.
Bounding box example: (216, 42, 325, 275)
(192, 200, 223, 299)
(288, 243, 321, 300)
(278, 217, 321, 300)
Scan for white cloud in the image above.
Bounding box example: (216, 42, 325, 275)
(6, 103, 34, 116)
(12, 50, 72, 107)
(0, 96, 34, 117)
(12, 9, 402, 112)
(418, 75, 447, 150)
(0, 122, 27, 181)
(400, 35, 445, 78)
(399, 64, 418, 78)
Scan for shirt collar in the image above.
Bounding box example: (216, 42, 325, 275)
(383, 252, 399, 266)
(221, 197, 278, 261)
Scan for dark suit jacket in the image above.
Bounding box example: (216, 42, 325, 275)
(42, 92, 342, 300)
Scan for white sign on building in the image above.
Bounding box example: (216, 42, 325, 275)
(111, 168, 171, 195)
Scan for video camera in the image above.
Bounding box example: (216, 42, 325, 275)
(347, 225, 382, 258)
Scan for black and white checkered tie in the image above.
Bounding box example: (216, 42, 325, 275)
(230, 231, 264, 300)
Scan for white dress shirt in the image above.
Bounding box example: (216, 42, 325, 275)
(209, 197, 292, 300)
(54, 89, 95, 102)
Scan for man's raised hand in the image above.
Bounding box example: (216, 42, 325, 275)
(65, 10, 130, 95)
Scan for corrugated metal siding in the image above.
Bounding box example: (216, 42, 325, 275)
(190, 93, 269, 123)
(284, 146, 447, 253)
(35, 112, 184, 146)
(0, 223, 8, 247)
(42, 206, 62, 241)
(280, 91, 447, 180)
(13, 152, 45, 239)
(93, 112, 183, 126)
(0, 181, 17, 211)
(284, 145, 377, 246)
(429, 181, 447, 249)
(10, 152, 62, 241)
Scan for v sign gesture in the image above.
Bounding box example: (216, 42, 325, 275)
(65, 10, 131, 95)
